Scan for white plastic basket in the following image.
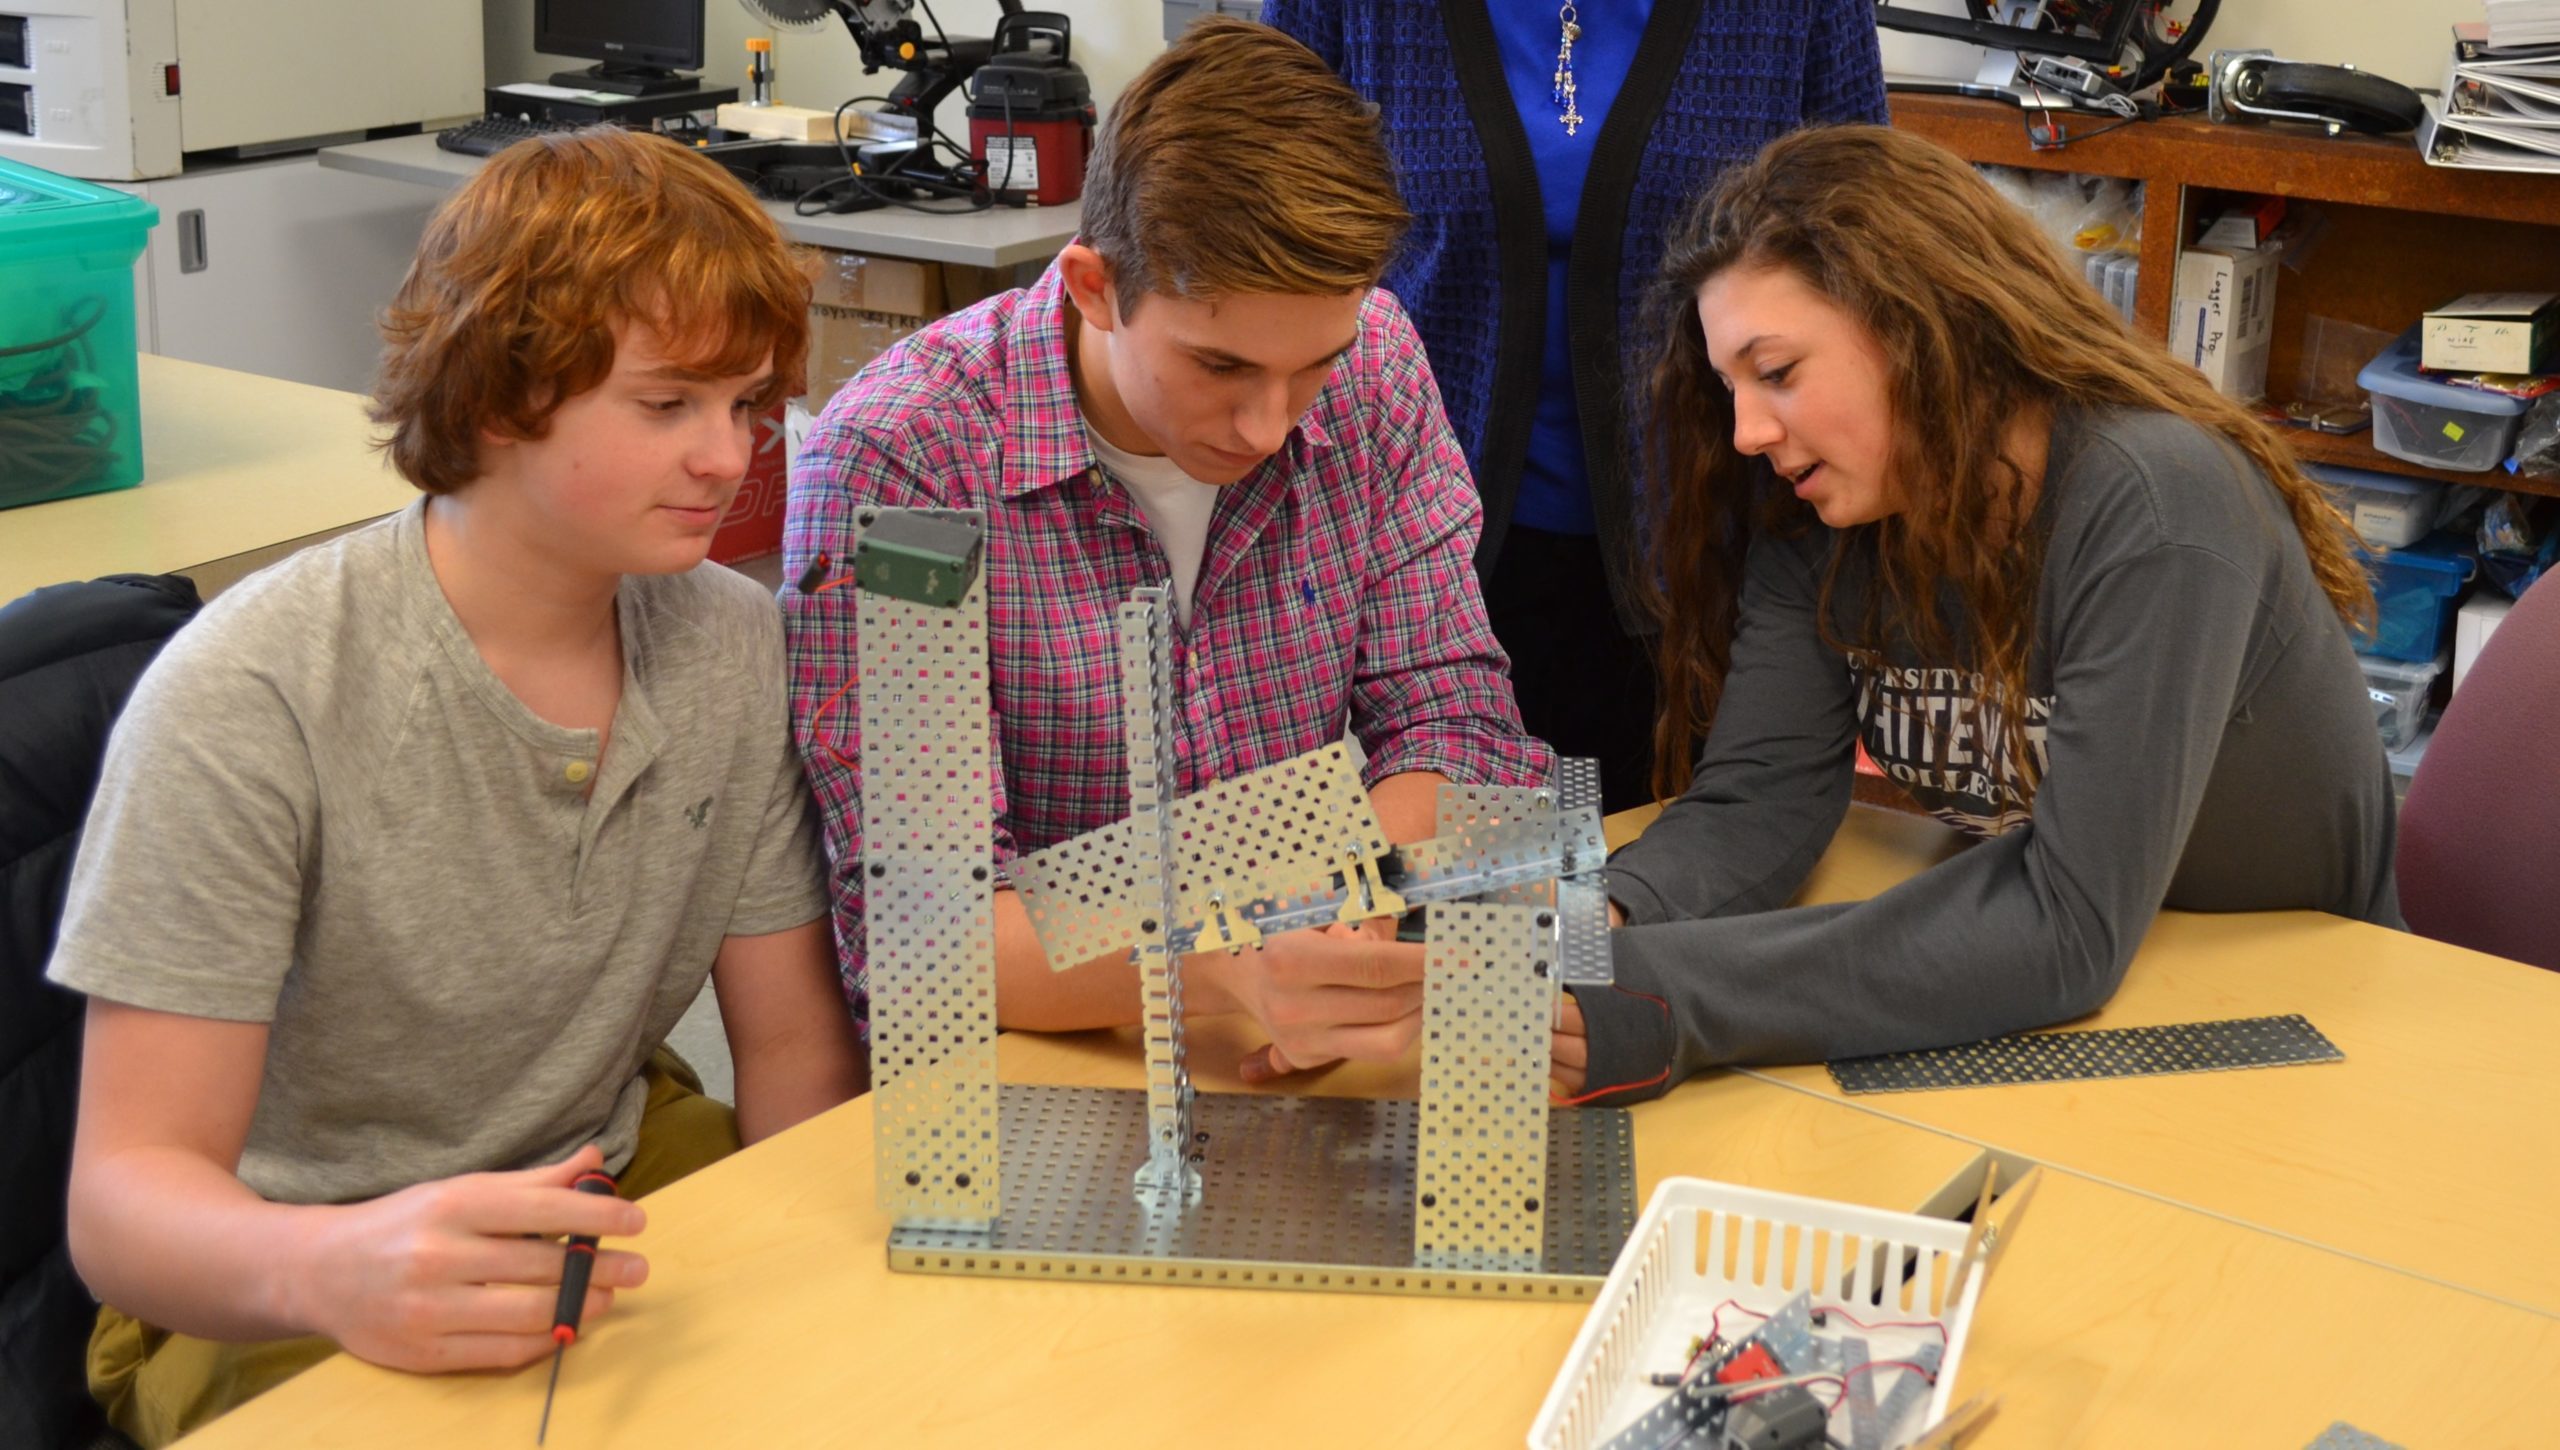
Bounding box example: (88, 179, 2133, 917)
(1528, 1175, 1990, 1450)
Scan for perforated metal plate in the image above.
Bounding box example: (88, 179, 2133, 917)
(1437, 784, 1559, 911)
(1006, 743, 1387, 968)
(1415, 903, 1551, 1271)
(889, 1085, 1637, 1298)
(1119, 588, 1196, 1198)
(857, 508, 999, 1228)
(1827, 1014, 2345, 1094)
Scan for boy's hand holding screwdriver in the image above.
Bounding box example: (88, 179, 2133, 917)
(285, 1144, 644, 1374)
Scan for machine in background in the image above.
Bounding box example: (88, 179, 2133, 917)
(0, 0, 482, 180)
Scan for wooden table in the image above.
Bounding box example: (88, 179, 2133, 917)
(166, 807, 2560, 1445)
(1, 355, 409, 603)
(1614, 803, 2560, 1318)
(177, 1017, 2560, 1448)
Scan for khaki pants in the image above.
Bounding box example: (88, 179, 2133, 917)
(88, 1046, 741, 1448)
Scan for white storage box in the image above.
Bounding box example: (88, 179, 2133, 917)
(2308, 464, 2448, 549)
(2454, 594, 2514, 694)
(1529, 1176, 2000, 1450)
(2170, 245, 2278, 401)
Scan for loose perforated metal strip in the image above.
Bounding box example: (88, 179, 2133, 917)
(857, 507, 1000, 1229)
(1005, 743, 1386, 969)
(1414, 903, 1551, 1272)
(1827, 1014, 2344, 1094)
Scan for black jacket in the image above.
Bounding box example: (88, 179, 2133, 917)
(1, 573, 200, 1450)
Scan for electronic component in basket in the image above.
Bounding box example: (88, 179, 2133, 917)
(1603, 1290, 1953, 1450)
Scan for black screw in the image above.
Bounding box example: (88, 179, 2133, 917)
(1194, 1131, 1210, 1144)
(904, 1171, 921, 1186)
(1141, 917, 1159, 934)
(1420, 1193, 1437, 1208)
(869, 863, 886, 878)
(1525, 1197, 1541, 1213)
(1535, 912, 1555, 929)
(971, 866, 989, 881)
(859, 510, 878, 527)
(1533, 959, 1550, 978)
(954, 1173, 972, 1189)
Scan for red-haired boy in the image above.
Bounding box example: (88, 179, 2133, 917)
(45, 128, 866, 1446)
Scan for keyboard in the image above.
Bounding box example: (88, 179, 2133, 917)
(434, 116, 575, 158)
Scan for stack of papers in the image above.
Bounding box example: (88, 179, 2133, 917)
(2422, 22, 2560, 171)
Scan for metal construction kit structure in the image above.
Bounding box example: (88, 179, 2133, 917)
(849, 507, 1638, 1298)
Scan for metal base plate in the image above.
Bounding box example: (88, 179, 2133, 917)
(889, 1084, 1638, 1299)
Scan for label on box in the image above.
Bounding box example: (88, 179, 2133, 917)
(2170, 248, 2277, 402)
(981, 138, 1040, 192)
(2422, 291, 2557, 375)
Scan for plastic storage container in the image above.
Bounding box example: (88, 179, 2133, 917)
(2357, 325, 2534, 473)
(1530, 1176, 1989, 1450)
(2309, 463, 2449, 549)
(2361, 648, 2446, 753)
(2358, 530, 2476, 663)
(0, 155, 157, 510)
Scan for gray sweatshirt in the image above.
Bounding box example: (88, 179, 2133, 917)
(1579, 408, 2401, 1100)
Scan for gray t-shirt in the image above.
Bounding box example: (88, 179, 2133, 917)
(49, 500, 827, 1204)
(1582, 408, 2400, 1098)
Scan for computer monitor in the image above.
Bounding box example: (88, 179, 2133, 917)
(537, 0, 707, 96)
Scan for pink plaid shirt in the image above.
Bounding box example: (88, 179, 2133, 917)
(783, 262, 1550, 1022)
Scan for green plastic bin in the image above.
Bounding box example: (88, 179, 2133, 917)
(0, 155, 158, 509)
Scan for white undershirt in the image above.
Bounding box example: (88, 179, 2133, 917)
(1084, 425, 1221, 628)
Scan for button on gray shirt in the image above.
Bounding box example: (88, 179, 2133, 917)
(50, 500, 827, 1205)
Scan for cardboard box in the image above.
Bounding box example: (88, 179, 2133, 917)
(2170, 246, 2278, 402)
(711, 400, 793, 564)
(805, 303, 926, 405)
(809, 252, 945, 317)
(2423, 292, 2559, 375)
(713, 102, 913, 143)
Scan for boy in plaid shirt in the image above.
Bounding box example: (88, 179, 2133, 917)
(786, 19, 1550, 1084)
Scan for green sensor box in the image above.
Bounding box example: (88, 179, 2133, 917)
(853, 511, 985, 607)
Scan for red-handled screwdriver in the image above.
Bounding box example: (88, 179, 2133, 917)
(537, 1169, 618, 1446)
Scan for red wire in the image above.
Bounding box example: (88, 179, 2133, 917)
(801, 563, 866, 770)
(1551, 984, 1675, 1106)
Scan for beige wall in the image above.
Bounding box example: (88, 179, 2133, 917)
(1879, 0, 2459, 92)
(483, 1, 1169, 141)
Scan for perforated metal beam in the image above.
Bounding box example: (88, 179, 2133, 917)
(1414, 902, 1552, 1272)
(1118, 588, 1198, 1202)
(856, 507, 1000, 1230)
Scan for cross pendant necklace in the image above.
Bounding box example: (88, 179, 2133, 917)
(1551, 2, 1584, 135)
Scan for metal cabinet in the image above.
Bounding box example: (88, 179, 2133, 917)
(114, 156, 437, 394)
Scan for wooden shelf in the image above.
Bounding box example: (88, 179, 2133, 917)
(2284, 425, 2560, 499)
(1889, 94, 2560, 227)
(1891, 92, 2560, 504)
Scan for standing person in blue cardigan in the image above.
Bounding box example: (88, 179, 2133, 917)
(1263, 1, 1888, 810)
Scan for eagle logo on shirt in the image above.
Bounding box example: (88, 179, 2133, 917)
(686, 796, 713, 830)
